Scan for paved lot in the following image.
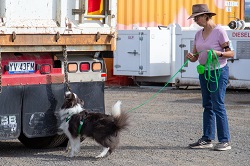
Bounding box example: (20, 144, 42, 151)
(0, 86, 249, 166)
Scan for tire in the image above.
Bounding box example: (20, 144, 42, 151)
(46, 134, 68, 148)
(18, 133, 67, 149)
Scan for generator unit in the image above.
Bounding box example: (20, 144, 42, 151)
(114, 27, 171, 77)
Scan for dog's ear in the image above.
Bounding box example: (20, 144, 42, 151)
(70, 93, 75, 100)
(81, 99, 85, 107)
(65, 91, 75, 101)
(77, 98, 84, 107)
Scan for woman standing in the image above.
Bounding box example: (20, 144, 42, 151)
(186, 4, 234, 151)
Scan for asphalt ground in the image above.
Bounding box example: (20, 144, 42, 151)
(0, 86, 249, 166)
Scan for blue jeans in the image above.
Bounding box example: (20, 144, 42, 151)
(199, 65, 230, 142)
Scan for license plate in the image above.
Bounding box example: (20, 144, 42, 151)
(8, 62, 35, 74)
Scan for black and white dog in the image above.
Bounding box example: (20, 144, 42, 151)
(56, 91, 129, 158)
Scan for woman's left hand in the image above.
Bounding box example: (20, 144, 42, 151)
(207, 50, 219, 59)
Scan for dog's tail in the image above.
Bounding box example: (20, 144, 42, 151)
(111, 100, 122, 117)
(111, 101, 129, 131)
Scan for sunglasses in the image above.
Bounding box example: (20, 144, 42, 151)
(194, 14, 204, 21)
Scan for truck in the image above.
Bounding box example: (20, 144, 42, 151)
(0, 0, 117, 148)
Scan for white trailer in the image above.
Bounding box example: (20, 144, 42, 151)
(114, 23, 250, 89)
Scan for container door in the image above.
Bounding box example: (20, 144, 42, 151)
(181, 39, 199, 79)
(114, 31, 147, 76)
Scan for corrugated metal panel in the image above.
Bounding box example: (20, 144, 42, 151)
(117, 0, 243, 30)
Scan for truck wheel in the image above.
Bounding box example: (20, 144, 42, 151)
(46, 134, 68, 148)
(18, 133, 67, 149)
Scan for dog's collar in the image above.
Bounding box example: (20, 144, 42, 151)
(77, 119, 85, 135)
(65, 114, 72, 122)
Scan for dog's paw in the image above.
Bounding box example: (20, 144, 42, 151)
(75, 147, 80, 153)
(95, 154, 105, 158)
(68, 152, 74, 158)
(95, 147, 110, 158)
(95, 153, 109, 159)
(68, 154, 74, 158)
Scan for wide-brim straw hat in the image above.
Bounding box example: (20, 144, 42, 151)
(188, 4, 216, 19)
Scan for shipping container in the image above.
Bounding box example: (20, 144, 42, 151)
(117, 0, 244, 29)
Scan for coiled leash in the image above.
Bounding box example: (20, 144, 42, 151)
(204, 49, 221, 92)
(127, 49, 221, 113)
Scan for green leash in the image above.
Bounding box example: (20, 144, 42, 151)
(127, 51, 203, 113)
(204, 49, 221, 92)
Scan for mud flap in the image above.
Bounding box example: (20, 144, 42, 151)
(69, 82, 105, 113)
(0, 86, 22, 139)
(22, 82, 105, 138)
(22, 84, 64, 138)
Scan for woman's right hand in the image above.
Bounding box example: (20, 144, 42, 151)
(186, 52, 194, 60)
(186, 52, 198, 62)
